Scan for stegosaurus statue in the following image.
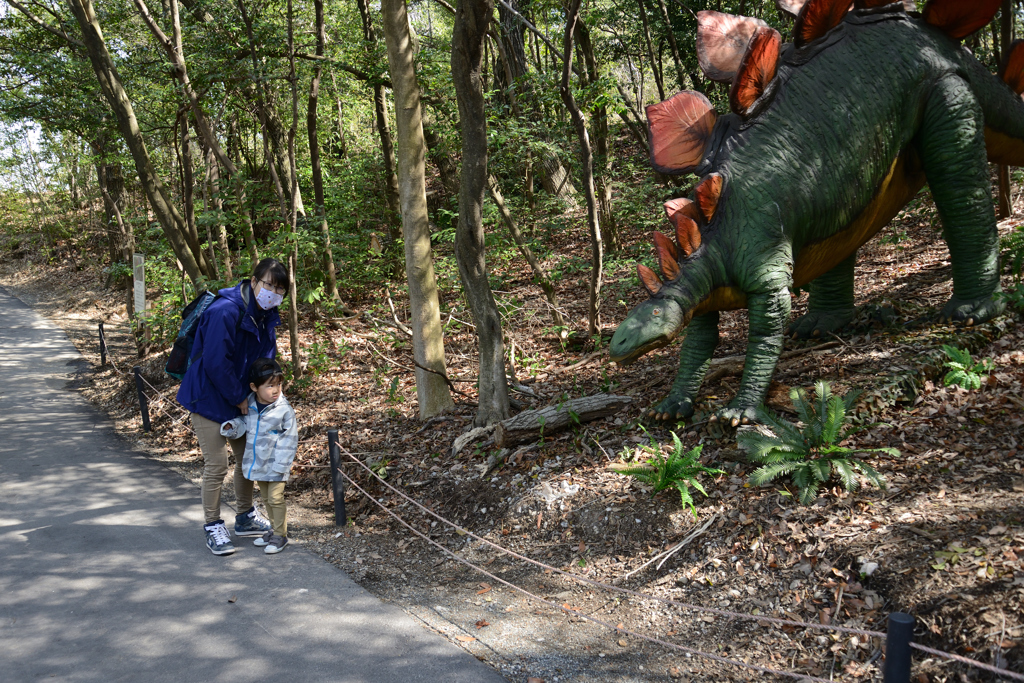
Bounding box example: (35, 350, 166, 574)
(609, 0, 1021, 426)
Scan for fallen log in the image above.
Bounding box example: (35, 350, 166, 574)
(494, 393, 632, 449)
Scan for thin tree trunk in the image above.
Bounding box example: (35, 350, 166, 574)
(357, 0, 402, 242)
(999, 0, 1013, 219)
(453, 0, 509, 427)
(638, 0, 664, 101)
(575, 19, 616, 253)
(487, 175, 565, 329)
(654, 0, 687, 91)
(204, 145, 232, 279)
(560, 0, 602, 336)
(329, 70, 348, 158)
(309, 0, 340, 302)
(286, 0, 301, 379)
(381, 0, 455, 419)
(228, 118, 259, 270)
(67, 0, 207, 286)
(180, 114, 214, 278)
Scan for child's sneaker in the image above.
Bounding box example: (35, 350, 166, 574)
(252, 531, 273, 547)
(234, 506, 272, 537)
(264, 535, 288, 554)
(204, 521, 235, 555)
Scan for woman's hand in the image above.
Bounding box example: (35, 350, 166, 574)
(237, 400, 249, 415)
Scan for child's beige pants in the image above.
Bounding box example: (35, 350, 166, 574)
(257, 481, 287, 537)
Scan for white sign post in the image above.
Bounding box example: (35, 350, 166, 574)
(133, 253, 145, 318)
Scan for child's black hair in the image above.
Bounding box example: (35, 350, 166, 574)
(250, 358, 284, 387)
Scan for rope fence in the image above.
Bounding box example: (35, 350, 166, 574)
(91, 324, 1024, 682)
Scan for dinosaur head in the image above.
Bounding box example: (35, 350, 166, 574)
(610, 182, 721, 366)
(609, 297, 690, 365)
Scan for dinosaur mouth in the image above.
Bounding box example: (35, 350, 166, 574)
(609, 335, 673, 365)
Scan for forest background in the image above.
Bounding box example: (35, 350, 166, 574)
(5, 1, 1024, 681)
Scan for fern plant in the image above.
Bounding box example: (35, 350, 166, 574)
(737, 381, 896, 505)
(609, 430, 723, 517)
(941, 345, 993, 390)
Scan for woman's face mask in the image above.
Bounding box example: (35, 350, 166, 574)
(254, 279, 285, 310)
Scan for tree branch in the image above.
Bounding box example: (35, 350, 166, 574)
(6, 0, 84, 48)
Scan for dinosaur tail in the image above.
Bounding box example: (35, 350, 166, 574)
(969, 41, 1024, 166)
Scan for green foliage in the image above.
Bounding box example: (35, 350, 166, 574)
(941, 345, 993, 390)
(610, 430, 723, 517)
(1000, 225, 1024, 313)
(737, 382, 896, 505)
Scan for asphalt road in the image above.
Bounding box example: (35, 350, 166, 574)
(0, 285, 507, 683)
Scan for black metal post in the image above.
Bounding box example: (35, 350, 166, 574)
(328, 429, 346, 527)
(133, 366, 151, 433)
(883, 612, 914, 683)
(98, 323, 107, 366)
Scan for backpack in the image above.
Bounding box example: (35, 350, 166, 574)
(165, 291, 219, 380)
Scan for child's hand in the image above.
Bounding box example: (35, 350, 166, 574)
(221, 420, 236, 431)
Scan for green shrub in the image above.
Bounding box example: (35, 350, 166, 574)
(737, 382, 896, 505)
(941, 345, 993, 390)
(609, 430, 723, 517)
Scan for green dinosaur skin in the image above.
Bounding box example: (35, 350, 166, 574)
(610, 5, 1023, 426)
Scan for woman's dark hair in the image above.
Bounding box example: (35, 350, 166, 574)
(252, 258, 289, 291)
(249, 358, 284, 387)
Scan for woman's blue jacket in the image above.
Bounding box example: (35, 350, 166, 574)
(177, 281, 280, 424)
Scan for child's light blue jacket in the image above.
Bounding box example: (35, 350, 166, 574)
(220, 392, 298, 482)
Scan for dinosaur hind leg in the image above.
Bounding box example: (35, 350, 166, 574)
(788, 251, 856, 339)
(917, 74, 1004, 324)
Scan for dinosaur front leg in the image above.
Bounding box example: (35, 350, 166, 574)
(650, 311, 720, 421)
(714, 286, 791, 427)
(919, 74, 1004, 324)
(787, 252, 856, 339)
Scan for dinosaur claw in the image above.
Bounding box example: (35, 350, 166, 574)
(648, 409, 656, 418)
(730, 417, 740, 428)
(741, 416, 749, 425)
(812, 329, 820, 337)
(676, 412, 685, 420)
(966, 317, 974, 327)
(709, 415, 718, 423)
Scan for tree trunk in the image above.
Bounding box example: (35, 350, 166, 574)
(494, 394, 632, 448)
(654, 0, 687, 90)
(487, 175, 566, 329)
(561, 0, 603, 336)
(452, 0, 509, 428)
(999, 0, 1013, 219)
(67, 0, 208, 286)
(637, 0, 664, 101)
(180, 114, 214, 278)
(228, 118, 259, 270)
(575, 19, 616, 253)
(286, 0, 302, 380)
(204, 145, 232, 279)
(357, 0, 402, 243)
(381, 0, 455, 419)
(309, 0, 340, 302)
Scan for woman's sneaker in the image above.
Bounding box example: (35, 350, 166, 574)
(204, 521, 235, 555)
(253, 531, 274, 547)
(234, 506, 272, 537)
(264, 535, 288, 554)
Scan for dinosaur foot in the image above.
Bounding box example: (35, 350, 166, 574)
(938, 293, 1005, 326)
(708, 405, 759, 429)
(646, 395, 695, 422)
(786, 308, 855, 339)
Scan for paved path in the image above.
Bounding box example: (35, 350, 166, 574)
(0, 286, 507, 683)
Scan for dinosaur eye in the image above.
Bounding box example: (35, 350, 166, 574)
(652, 307, 662, 316)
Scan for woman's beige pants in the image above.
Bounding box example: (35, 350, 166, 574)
(191, 413, 254, 524)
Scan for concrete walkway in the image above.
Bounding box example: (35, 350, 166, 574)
(0, 286, 507, 683)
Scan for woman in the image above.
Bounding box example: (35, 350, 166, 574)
(177, 257, 288, 555)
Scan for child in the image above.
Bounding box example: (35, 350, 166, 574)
(220, 358, 298, 554)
